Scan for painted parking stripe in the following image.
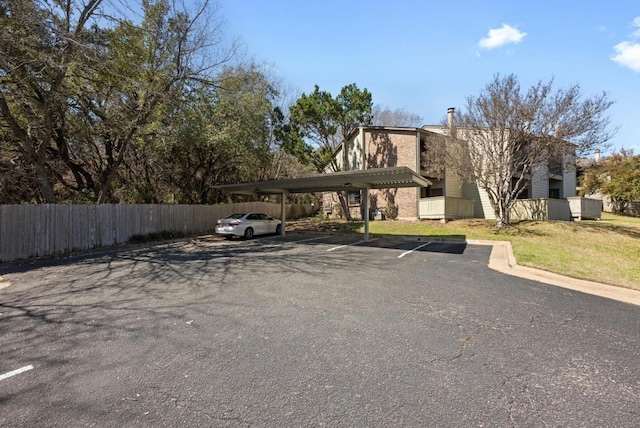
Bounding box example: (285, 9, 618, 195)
(263, 236, 329, 247)
(0, 365, 34, 381)
(289, 236, 330, 243)
(398, 242, 431, 258)
(326, 238, 378, 252)
(326, 244, 349, 252)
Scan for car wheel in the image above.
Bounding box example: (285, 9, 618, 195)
(275, 224, 282, 235)
(244, 227, 254, 239)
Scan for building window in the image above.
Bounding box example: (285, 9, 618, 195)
(347, 191, 361, 206)
(549, 188, 561, 199)
(430, 187, 444, 197)
(420, 186, 444, 198)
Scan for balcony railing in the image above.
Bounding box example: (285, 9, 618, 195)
(511, 198, 570, 221)
(567, 197, 602, 220)
(419, 196, 474, 220)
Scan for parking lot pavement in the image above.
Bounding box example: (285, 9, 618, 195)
(1, 234, 639, 427)
(261, 232, 468, 254)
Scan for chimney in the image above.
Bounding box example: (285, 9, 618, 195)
(595, 149, 601, 163)
(447, 107, 455, 131)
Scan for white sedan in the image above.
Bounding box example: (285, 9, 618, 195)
(215, 212, 282, 239)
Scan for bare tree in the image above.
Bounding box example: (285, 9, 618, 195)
(371, 104, 423, 127)
(448, 74, 616, 228)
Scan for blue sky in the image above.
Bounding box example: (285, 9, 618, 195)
(219, 0, 639, 155)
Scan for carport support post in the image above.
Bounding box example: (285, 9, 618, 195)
(363, 188, 370, 241)
(280, 193, 286, 236)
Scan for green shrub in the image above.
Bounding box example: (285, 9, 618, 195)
(385, 201, 398, 220)
(333, 203, 343, 218)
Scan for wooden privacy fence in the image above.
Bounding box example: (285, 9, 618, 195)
(0, 203, 317, 263)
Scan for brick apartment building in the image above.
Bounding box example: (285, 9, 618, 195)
(323, 109, 585, 221)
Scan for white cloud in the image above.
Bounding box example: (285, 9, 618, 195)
(478, 24, 527, 49)
(611, 41, 640, 72)
(633, 16, 640, 37)
(611, 17, 640, 72)
(598, 25, 615, 38)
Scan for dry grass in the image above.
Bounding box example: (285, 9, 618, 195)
(288, 213, 640, 290)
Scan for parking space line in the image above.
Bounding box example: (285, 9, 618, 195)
(0, 365, 34, 381)
(260, 236, 329, 247)
(326, 244, 348, 252)
(288, 236, 330, 243)
(398, 242, 431, 258)
(326, 238, 378, 252)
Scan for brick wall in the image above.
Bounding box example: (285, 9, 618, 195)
(323, 127, 429, 220)
(365, 129, 420, 219)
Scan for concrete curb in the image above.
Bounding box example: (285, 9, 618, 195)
(467, 239, 640, 307)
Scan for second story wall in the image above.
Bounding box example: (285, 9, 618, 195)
(365, 129, 419, 170)
(563, 153, 577, 197)
(362, 128, 421, 219)
(343, 129, 364, 171)
(530, 163, 549, 198)
(444, 166, 464, 198)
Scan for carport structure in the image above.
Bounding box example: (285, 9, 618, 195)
(216, 166, 431, 241)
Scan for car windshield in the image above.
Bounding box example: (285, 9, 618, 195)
(226, 213, 245, 219)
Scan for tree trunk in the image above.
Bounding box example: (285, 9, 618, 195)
(495, 198, 511, 228)
(34, 162, 56, 203)
(487, 187, 512, 229)
(338, 191, 352, 221)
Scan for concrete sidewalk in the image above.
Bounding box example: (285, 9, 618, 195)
(470, 239, 640, 307)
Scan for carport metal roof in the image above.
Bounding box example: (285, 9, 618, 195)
(215, 166, 431, 195)
(215, 166, 430, 241)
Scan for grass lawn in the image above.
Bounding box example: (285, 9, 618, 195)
(289, 213, 640, 290)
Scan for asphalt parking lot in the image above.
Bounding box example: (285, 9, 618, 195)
(1, 233, 639, 427)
